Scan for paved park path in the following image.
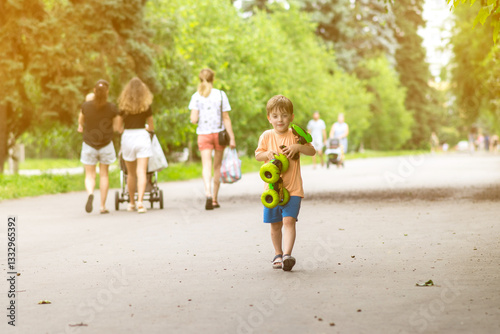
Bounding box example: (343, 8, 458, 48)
(1, 153, 499, 334)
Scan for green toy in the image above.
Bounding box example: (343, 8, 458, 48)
(281, 124, 313, 160)
(291, 124, 312, 144)
(260, 153, 290, 209)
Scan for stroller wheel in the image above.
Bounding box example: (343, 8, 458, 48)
(151, 199, 154, 209)
(159, 190, 164, 209)
(115, 191, 119, 211)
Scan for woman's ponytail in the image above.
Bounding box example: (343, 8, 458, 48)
(197, 68, 214, 98)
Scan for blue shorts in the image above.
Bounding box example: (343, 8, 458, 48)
(263, 196, 302, 223)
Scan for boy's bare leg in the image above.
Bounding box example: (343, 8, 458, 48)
(84, 165, 96, 194)
(312, 154, 317, 169)
(283, 217, 297, 255)
(270, 222, 284, 255)
(99, 164, 109, 211)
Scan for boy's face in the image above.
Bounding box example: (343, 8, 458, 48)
(267, 109, 294, 134)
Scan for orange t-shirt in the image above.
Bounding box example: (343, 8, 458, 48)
(255, 129, 312, 198)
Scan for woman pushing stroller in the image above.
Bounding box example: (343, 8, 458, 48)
(115, 77, 156, 214)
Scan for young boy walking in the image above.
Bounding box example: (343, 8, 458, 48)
(255, 95, 316, 271)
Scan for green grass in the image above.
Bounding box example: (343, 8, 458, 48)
(0, 150, 428, 201)
(0, 173, 84, 200)
(4, 158, 82, 171)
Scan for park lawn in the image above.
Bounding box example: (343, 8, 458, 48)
(3, 158, 82, 171)
(0, 150, 428, 201)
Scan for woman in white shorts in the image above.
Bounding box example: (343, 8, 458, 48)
(116, 78, 155, 214)
(78, 79, 119, 214)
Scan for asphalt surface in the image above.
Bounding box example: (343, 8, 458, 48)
(1, 153, 499, 334)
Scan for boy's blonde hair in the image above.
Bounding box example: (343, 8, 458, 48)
(266, 95, 293, 115)
(198, 68, 214, 98)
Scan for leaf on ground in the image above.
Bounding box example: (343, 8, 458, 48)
(38, 300, 51, 304)
(416, 280, 434, 287)
(69, 323, 88, 327)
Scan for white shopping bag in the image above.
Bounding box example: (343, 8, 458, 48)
(220, 148, 241, 184)
(148, 135, 168, 172)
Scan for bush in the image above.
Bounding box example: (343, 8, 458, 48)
(21, 123, 82, 159)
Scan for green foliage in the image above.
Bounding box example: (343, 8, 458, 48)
(147, 0, 372, 153)
(438, 126, 461, 147)
(482, 44, 500, 134)
(300, 0, 397, 71)
(0, 0, 159, 166)
(448, 0, 500, 42)
(393, 0, 442, 149)
(20, 123, 82, 159)
(358, 57, 413, 150)
(450, 2, 496, 128)
(1, 0, 433, 165)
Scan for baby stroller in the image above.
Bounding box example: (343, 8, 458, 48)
(325, 138, 345, 168)
(115, 153, 164, 210)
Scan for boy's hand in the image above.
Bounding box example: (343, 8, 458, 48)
(281, 144, 301, 159)
(266, 150, 278, 161)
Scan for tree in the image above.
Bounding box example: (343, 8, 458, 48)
(448, 0, 500, 43)
(450, 1, 495, 126)
(393, 0, 440, 148)
(240, 0, 272, 13)
(0, 0, 46, 172)
(357, 56, 413, 150)
(0, 0, 159, 172)
(300, 0, 398, 71)
(147, 0, 373, 153)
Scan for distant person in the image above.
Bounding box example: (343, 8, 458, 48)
(490, 134, 499, 154)
(189, 68, 236, 210)
(468, 128, 476, 153)
(255, 95, 316, 271)
(307, 111, 327, 168)
(477, 131, 485, 151)
(430, 132, 439, 154)
(116, 77, 155, 214)
(442, 142, 449, 153)
(484, 134, 490, 151)
(329, 113, 349, 153)
(78, 80, 119, 214)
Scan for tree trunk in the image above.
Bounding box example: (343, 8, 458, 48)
(0, 104, 7, 174)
